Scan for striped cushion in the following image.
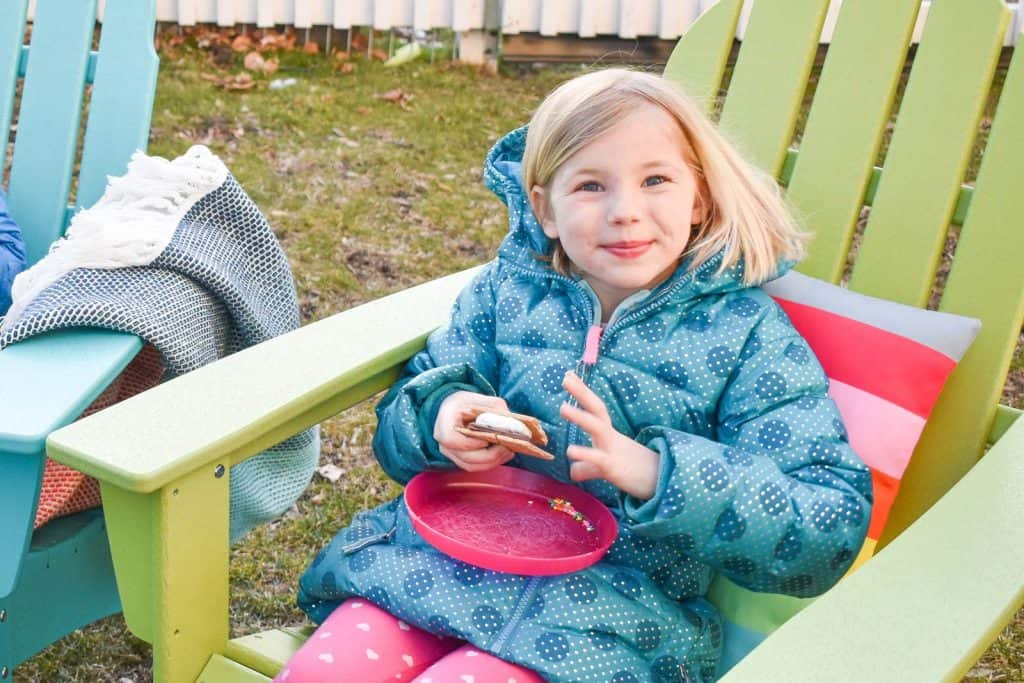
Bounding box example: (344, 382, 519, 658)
(713, 270, 981, 673)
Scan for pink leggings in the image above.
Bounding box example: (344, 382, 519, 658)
(274, 598, 546, 683)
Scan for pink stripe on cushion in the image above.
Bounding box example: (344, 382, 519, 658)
(775, 298, 957, 418)
(827, 379, 927, 480)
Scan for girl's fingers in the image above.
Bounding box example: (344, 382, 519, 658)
(440, 444, 513, 470)
(560, 402, 608, 439)
(566, 444, 607, 468)
(563, 372, 611, 422)
(569, 459, 603, 482)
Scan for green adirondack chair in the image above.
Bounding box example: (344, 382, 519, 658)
(45, 0, 1024, 680)
(0, 0, 157, 676)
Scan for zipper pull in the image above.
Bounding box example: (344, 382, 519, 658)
(582, 324, 603, 365)
(573, 324, 604, 381)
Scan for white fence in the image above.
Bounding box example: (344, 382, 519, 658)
(27, 0, 1024, 56)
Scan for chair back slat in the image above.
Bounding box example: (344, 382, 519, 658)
(0, 1, 28, 178)
(883, 28, 1024, 543)
(7, 0, 98, 266)
(787, 0, 922, 283)
(77, 0, 158, 210)
(663, 0, 744, 113)
(717, 0, 832, 176)
(847, 0, 1010, 305)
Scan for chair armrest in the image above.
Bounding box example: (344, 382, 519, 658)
(723, 413, 1024, 682)
(0, 327, 140, 596)
(46, 267, 481, 492)
(0, 328, 142, 455)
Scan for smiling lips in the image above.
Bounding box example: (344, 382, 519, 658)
(603, 241, 653, 258)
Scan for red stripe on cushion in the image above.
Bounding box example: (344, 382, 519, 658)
(867, 469, 900, 540)
(773, 298, 956, 418)
(828, 379, 927, 479)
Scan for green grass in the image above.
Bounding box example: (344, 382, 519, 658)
(14, 44, 1024, 682)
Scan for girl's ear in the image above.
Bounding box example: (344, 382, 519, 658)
(530, 185, 559, 239)
(691, 181, 710, 227)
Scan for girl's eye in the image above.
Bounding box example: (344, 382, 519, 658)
(577, 181, 603, 192)
(643, 175, 668, 187)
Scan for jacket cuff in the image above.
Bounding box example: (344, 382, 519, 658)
(620, 427, 677, 526)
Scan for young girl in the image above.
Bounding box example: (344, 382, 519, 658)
(279, 68, 872, 683)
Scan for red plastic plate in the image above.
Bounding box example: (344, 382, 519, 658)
(405, 466, 618, 576)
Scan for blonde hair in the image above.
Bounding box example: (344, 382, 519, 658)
(522, 68, 807, 285)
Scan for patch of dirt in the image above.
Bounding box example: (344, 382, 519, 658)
(345, 248, 395, 278)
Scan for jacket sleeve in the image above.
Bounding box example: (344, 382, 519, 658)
(621, 302, 873, 598)
(0, 189, 27, 316)
(372, 263, 503, 484)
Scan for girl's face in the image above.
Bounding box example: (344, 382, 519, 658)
(531, 104, 706, 317)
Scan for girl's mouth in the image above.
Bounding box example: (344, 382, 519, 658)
(603, 241, 652, 258)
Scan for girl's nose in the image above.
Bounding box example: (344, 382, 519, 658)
(608, 189, 641, 225)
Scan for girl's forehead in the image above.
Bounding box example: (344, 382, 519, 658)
(562, 105, 693, 169)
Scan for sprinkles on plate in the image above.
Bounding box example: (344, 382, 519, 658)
(549, 497, 596, 532)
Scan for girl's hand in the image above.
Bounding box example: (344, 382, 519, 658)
(561, 372, 660, 500)
(434, 391, 515, 472)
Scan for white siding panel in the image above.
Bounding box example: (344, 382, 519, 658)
(331, 0, 351, 28)
(293, 0, 311, 28)
(257, 0, 275, 26)
(452, 0, 485, 31)
(59, 0, 1019, 48)
(818, 0, 842, 43)
(502, 0, 542, 35)
(216, 0, 236, 26)
(618, 0, 636, 39)
(347, 0, 374, 26)
(274, 0, 294, 25)
(578, 0, 598, 38)
(593, 0, 619, 36)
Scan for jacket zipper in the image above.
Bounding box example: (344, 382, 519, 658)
(489, 575, 543, 653)
(566, 323, 604, 447)
(341, 527, 395, 554)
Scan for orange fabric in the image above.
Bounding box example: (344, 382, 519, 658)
(34, 460, 102, 528)
(866, 469, 900, 540)
(33, 343, 165, 529)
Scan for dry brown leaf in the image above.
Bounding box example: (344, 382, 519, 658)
(378, 88, 405, 102)
(231, 34, 254, 52)
(356, 106, 372, 115)
(204, 73, 257, 91)
(243, 51, 265, 71)
(316, 464, 346, 483)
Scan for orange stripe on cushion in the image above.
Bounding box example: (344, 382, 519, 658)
(774, 298, 956, 418)
(867, 469, 900, 540)
(828, 379, 927, 480)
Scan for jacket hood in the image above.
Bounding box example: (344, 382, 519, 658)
(482, 126, 792, 304)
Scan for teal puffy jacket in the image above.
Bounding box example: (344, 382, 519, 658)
(298, 128, 872, 683)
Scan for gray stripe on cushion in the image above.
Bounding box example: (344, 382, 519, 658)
(762, 271, 981, 360)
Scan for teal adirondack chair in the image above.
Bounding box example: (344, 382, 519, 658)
(0, 0, 157, 676)
(46, 0, 1024, 681)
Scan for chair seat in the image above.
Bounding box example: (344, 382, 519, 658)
(211, 627, 313, 681)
